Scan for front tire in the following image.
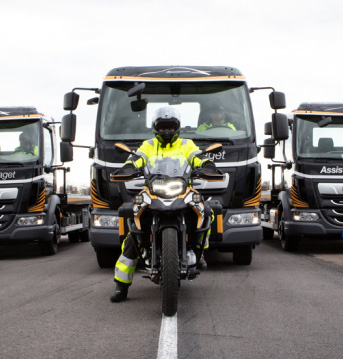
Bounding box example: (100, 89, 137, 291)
(161, 227, 179, 317)
(279, 212, 299, 252)
(263, 227, 274, 240)
(233, 245, 252, 265)
(39, 216, 60, 256)
(96, 247, 120, 268)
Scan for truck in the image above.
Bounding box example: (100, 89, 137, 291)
(0, 106, 90, 255)
(261, 102, 343, 251)
(60, 65, 288, 267)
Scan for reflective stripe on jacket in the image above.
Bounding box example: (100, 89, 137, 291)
(125, 137, 210, 168)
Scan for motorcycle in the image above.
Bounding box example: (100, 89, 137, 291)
(110, 143, 224, 316)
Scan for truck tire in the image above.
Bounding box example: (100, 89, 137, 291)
(39, 216, 60, 256)
(233, 245, 252, 265)
(263, 227, 274, 240)
(279, 212, 299, 252)
(96, 247, 119, 268)
(161, 227, 179, 317)
(68, 231, 80, 243)
(79, 228, 90, 243)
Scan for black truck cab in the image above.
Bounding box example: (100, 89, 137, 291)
(61, 65, 286, 267)
(0, 107, 90, 255)
(261, 102, 343, 250)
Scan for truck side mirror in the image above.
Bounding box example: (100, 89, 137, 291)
(263, 138, 275, 159)
(269, 91, 286, 110)
(60, 142, 73, 162)
(272, 113, 289, 141)
(64, 92, 80, 111)
(264, 122, 272, 136)
(60, 114, 76, 142)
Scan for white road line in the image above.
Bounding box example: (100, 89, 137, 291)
(157, 313, 178, 359)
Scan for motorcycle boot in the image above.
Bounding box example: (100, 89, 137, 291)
(110, 282, 129, 302)
(197, 255, 208, 270)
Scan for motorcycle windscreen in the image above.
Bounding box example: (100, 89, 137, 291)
(146, 155, 191, 177)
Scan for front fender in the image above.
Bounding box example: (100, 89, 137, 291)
(278, 191, 291, 221)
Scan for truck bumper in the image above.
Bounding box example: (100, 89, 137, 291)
(285, 208, 343, 239)
(0, 224, 53, 244)
(211, 208, 262, 249)
(212, 225, 262, 249)
(285, 221, 343, 238)
(89, 208, 120, 248)
(90, 227, 120, 248)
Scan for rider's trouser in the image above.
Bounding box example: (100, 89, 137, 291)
(114, 234, 138, 285)
(114, 208, 213, 285)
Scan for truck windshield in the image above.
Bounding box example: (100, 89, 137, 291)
(296, 115, 343, 159)
(99, 82, 253, 143)
(0, 120, 40, 163)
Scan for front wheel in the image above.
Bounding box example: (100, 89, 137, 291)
(263, 227, 274, 240)
(39, 216, 60, 256)
(233, 245, 252, 265)
(161, 227, 179, 317)
(96, 247, 120, 268)
(279, 212, 299, 252)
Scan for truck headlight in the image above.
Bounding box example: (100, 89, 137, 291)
(150, 178, 186, 199)
(293, 211, 319, 221)
(228, 212, 260, 225)
(17, 215, 45, 226)
(93, 215, 119, 227)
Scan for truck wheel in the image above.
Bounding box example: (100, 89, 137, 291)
(279, 212, 298, 252)
(96, 247, 119, 268)
(68, 232, 80, 243)
(233, 245, 252, 265)
(79, 228, 90, 243)
(39, 217, 60, 256)
(263, 227, 274, 240)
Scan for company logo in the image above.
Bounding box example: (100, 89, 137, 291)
(206, 150, 226, 161)
(320, 166, 343, 174)
(0, 171, 16, 180)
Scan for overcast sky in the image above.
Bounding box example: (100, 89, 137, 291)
(1, 0, 343, 186)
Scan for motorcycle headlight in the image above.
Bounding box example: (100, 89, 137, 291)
(150, 178, 187, 199)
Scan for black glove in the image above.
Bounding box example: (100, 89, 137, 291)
(202, 161, 222, 175)
(118, 163, 136, 175)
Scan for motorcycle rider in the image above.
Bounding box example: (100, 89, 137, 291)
(110, 107, 219, 303)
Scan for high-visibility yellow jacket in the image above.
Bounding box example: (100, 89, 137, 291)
(14, 145, 39, 156)
(197, 122, 236, 131)
(125, 137, 210, 168)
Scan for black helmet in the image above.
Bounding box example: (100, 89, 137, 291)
(153, 107, 181, 146)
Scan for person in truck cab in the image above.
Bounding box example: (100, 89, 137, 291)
(110, 107, 219, 303)
(15, 133, 38, 156)
(197, 106, 236, 131)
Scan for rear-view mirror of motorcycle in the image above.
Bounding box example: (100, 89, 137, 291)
(200, 143, 223, 155)
(114, 143, 135, 155)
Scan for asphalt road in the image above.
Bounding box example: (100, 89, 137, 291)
(1, 236, 343, 359)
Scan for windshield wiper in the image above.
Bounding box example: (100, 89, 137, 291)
(192, 138, 234, 145)
(0, 162, 25, 167)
